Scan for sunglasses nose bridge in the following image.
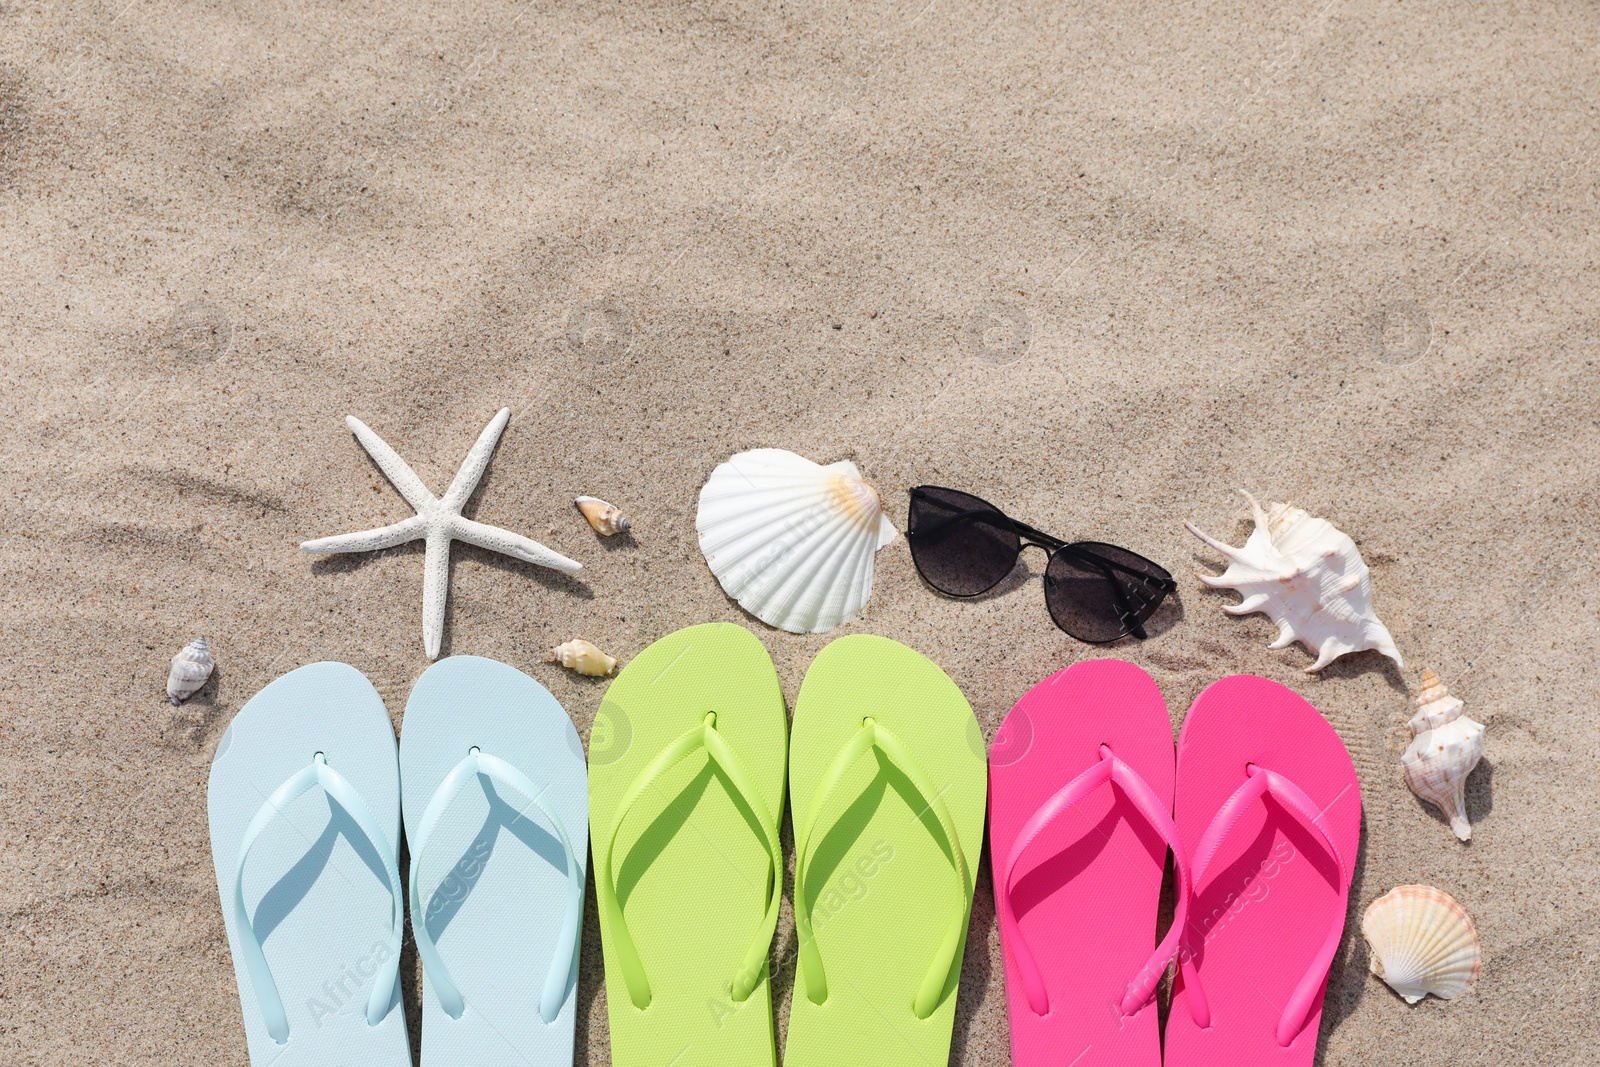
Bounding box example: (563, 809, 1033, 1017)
(1016, 540, 1054, 560)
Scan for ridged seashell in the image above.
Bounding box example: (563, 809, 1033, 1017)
(1362, 885, 1482, 1003)
(1408, 667, 1465, 733)
(550, 639, 617, 677)
(1185, 491, 1403, 673)
(575, 496, 631, 536)
(166, 636, 214, 705)
(1401, 670, 1483, 840)
(696, 448, 898, 634)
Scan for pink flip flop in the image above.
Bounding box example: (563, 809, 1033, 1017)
(1165, 675, 1361, 1066)
(989, 659, 1188, 1067)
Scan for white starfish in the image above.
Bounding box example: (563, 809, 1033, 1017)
(302, 408, 582, 659)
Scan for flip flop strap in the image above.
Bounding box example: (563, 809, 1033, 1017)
(598, 712, 783, 1010)
(997, 744, 1189, 1017)
(794, 717, 970, 1020)
(233, 753, 403, 1045)
(407, 748, 583, 1024)
(1181, 763, 1350, 1045)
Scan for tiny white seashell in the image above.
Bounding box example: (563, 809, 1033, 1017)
(575, 496, 631, 536)
(1362, 885, 1482, 1004)
(550, 639, 617, 677)
(166, 636, 215, 705)
(696, 448, 898, 634)
(1408, 667, 1465, 733)
(1185, 491, 1403, 673)
(1401, 669, 1483, 841)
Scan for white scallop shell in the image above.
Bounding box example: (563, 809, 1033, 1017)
(575, 496, 631, 536)
(1402, 669, 1484, 841)
(1185, 491, 1403, 672)
(550, 639, 617, 676)
(696, 448, 898, 634)
(1362, 885, 1481, 1003)
(166, 636, 214, 705)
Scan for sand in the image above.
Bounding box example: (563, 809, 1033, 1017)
(3, 1, 1597, 1063)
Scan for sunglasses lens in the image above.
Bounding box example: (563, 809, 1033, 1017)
(1044, 542, 1173, 642)
(907, 486, 1021, 596)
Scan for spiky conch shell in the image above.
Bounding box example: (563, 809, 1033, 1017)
(575, 496, 631, 536)
(1362, 885, 1482, 1003)
(1185, 491, 1403, 673)
(550, 639, 617, 677)
(1401, 669, 1483, 841)
(695, 448, 897, 634)
(166, 636, 215, 705)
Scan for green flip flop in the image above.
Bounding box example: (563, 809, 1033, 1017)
(784, 634, 988, 1067)
(588, 623, 788, 1067)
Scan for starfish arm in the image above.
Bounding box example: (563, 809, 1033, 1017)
(421, 529, 452, 660)
(346, 416, 437, 513)
(300, 515, 428, 554)
(440, 408, 511, 512)
(449, 516, 583, 574)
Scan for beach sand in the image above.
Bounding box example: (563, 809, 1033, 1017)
(2, 1, 1597, 1063)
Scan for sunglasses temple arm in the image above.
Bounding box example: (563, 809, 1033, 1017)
(907, 509, 1025, 541)
(1056, 543, 1178, 590)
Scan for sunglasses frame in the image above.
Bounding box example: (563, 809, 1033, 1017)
(905, 485, 1178, 642)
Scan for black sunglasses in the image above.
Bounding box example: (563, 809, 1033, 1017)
(906, 485, 1177, 643)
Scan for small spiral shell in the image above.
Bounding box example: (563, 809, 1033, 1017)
(166, 637, 215, 705)
(575, 496, 631, 536)
(549, 639, 617, 677)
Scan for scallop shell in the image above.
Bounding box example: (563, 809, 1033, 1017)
(166, 636, 214, 705)
(1185, 491, 1403, 672)
(1408, 667, 1464, 733)
(1402, 669, 1483, 841)
(1362, 885, 1481, 1003)
(575, 496, 631, 536)
(696, 448, 898, 634)
(550, 639, 617, 676)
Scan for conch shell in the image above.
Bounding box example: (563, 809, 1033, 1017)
(550, 639, 617, 676)
(1362, 885, 1481, 1003)
(1185, 491, 1403, 672)
(166, 636, 214, 705)
(575, 496, 631, 536)
(1401, 669, 1483, 841)
(1408, 667, 1465, 733)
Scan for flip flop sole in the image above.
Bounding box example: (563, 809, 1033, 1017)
(1166, 674, 1362, 1066)
(207, 662, 409, 1067)
(589, 623, 788, 1067)
(989, 659, 1175, 1067)
(400, 656, 588, 1067)
(784, 634, 987, 1067)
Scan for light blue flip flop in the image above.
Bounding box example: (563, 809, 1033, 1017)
(207, 662, 409, 1067)
(399, 655, 589, 1067)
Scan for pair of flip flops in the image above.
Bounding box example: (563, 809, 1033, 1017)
(991, 660, 1361, 1067)
(590, 623, 988, 1067)
(207, 657, 586, 1067)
